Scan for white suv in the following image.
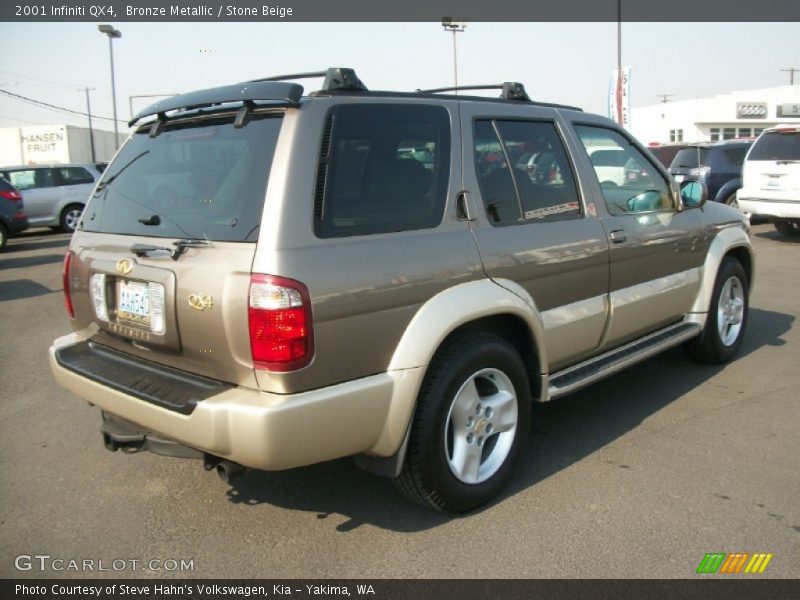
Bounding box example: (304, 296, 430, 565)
(737, 125, 800, 237)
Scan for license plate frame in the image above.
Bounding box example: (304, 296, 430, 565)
(117, 279, 151, 326)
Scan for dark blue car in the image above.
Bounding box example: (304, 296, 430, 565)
(668, 140, 753, 208)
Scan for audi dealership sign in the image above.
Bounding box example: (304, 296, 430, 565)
(736, 102, 768, 119)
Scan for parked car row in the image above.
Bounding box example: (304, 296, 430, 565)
(0, 163, 105, 230)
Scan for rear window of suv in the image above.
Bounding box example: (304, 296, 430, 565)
(748, 130, 800, 161)
(671, 148, 711, 168)
(81, 112, 282, 242)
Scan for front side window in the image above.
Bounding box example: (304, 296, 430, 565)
(575, 125, 672, 215)
(57, 167, 95, 186)
(473, 119, 581, 226)
(315, 104, 451, 238)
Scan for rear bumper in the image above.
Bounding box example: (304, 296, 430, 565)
(49, 333, 410, 471)
(5, 215, 29, 235)
(737, 197, 800, 219)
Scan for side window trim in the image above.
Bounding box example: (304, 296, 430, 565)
(572, 122, 675, 216)
(472, 116, 584, 227)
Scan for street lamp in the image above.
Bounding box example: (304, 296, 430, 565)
(442, 18, 467, 91)
(98, 24, 121, 150)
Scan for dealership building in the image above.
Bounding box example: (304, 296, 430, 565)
(630, 85, 800, 146)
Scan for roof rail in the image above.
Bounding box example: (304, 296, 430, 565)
(418, 82, 531, 101)
(250, 67, 367, 92)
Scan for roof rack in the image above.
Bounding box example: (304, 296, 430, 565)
(250, 67, 367, 92)
(129, 68, 367, 127)
(418, 82, 531, 101)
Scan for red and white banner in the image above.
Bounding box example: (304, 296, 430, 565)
(608, 67, 631, 129)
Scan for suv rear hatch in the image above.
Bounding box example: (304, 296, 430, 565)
(742, 126, 800, 201)
(65, 109, 285, 389)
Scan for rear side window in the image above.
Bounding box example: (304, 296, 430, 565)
(722, 147, 748, 166)
(5, 168, 55, 191)
(57, 167, 95, 185)
(749, 130, 800, 161)
(314, 104, 451, 238)
(82, 113, 282, 242)
(670, 148, 710, 168)
(473, 119, 581, 226)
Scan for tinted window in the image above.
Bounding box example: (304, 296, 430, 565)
(5, 168, 55, 191)
(474, 120, 581, 226)
(671, 148, 710, 168)
(315, 104, 450, 238)
(82, 113, 282, 242)
(58, 167, 95, 185)
(749, 130, 800, 161)
(575, 125, 672, 215)
(722, 147, 748, 166)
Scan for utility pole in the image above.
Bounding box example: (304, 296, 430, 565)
(657, 94, 674, 103)
(81, 87, 97, 162)
(781, 67, 798, 85)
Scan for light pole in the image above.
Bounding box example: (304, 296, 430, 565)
(98, 24, 121, 150)
(442, 18, 467, 91)
(81, 87, 97, 162)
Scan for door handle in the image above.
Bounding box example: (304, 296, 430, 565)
(609, 229, 627, 244)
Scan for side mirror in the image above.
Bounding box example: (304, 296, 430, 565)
(680, 180, 707, 209)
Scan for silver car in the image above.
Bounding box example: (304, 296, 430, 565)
(0, 163, 104, 232)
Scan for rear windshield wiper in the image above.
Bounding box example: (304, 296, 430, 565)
(94, 151, 150, 195)
(130, 238, 213, 261)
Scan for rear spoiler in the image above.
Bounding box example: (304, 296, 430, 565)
(128, 81, 303, 127)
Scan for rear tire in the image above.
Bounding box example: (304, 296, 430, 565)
(684, 256, 748, 364)
(59, 204, 84, 233)
(774, 220, 800, 238)
(395, 333, 531, 513)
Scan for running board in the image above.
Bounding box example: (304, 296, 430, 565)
(547, 322, 702, 400)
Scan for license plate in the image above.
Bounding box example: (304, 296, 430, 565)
(766, 176, 781, 188)
(118, 280, 150, 325)
(674, 175, 685, 183)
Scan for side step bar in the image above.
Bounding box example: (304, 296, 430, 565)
(547, 321, 702, 400)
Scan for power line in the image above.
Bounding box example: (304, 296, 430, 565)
(0, 89, 125, 124)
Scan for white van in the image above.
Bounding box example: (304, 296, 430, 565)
(737, 125, 800, 237)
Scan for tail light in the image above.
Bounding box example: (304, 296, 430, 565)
(248, 274, 313, 372)
(63, 251, 75, 319)
(0, 190, 22, 201)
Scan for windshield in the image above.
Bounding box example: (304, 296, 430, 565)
(748, 130, 800, 161)
(81, 112, 283, 242)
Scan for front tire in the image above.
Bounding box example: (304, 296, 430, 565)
(684, 256, 748, 364)
(395, 333, 531, 513)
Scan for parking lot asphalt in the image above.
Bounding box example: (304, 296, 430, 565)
(0, 224, 797, 579)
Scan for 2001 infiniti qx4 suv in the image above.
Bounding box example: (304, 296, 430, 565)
(50, 68, 754, 513)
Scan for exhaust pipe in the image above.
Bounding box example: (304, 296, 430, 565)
(215, 460, 245, 483)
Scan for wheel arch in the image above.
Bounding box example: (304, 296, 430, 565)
(363, 279, 546, 466)
(689, 225, 754, 317)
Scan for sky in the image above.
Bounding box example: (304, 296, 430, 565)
(0, 21, 798, 133)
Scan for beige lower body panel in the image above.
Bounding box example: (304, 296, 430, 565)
(49, 333, 413, 471)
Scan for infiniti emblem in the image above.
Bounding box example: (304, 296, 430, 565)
(116, 258, 133, 275)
